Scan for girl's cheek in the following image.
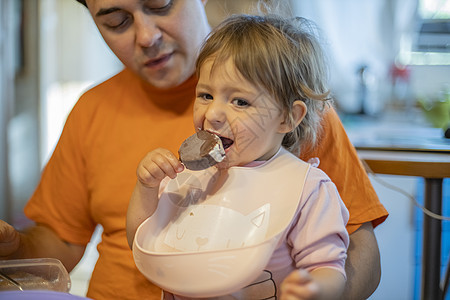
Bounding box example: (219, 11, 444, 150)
(192, 114, 204, 130)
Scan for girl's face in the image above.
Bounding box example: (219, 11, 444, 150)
(86, 0, 210, 89)
(194, 57, 287, 168)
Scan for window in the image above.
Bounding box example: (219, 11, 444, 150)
(402, 0, 450, 65)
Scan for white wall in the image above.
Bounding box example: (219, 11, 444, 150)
(0, 0, 16, 221)
(409, 65, 450, 99)
(38, 0, 123, 165)
(367, 175, 418, 300)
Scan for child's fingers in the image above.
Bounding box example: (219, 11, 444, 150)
(281, 281, 319, 300)
(137, 148, 184, 186)
(280, 269, 319, 300)
(160, 149, 184, 174)
(284, 269, 312, 284)
(149, 150, 183, 179)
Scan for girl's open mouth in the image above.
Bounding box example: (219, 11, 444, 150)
(220, 137, 234, 150)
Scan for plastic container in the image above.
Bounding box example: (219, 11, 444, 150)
(0, 258, 71, 292)
(0, 290, 89, 300)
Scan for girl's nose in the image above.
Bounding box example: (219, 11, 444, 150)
(204, 100, 226, 124)
(135, 15, 162, 48)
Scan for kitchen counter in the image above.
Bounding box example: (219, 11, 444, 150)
(341, 109, 449, 153)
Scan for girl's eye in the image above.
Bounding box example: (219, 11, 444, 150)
(232, 98, 250, 107)
(198, 93, 213, 101)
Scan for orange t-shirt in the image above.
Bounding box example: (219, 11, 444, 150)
(300, 108, 388, 234)
(25, 68, 387, 299)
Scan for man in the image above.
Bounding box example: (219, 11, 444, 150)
(0, 0, 387, 299)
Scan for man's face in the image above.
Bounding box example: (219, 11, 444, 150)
(85, 0, 210, 89)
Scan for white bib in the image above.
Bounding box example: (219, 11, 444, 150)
(149, 147, 310, 252)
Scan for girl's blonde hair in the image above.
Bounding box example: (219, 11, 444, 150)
(196, 14, 332, 155)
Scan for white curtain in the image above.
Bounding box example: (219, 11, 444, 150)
(290, 0, 418, 114)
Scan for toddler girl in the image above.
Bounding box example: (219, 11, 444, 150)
(127, 14, 349, 300)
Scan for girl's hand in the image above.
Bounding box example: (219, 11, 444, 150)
(280, 269, 320, 300)
(136, 148, 184, 188)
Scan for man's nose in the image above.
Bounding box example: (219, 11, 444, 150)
(135, 15, 162, 48)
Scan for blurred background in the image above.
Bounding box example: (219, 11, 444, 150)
(0, 0, 449, 299)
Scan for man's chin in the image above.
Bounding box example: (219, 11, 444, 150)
(141, 71, 191, 90)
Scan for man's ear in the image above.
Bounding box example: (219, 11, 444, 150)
(278, 100, 307, 133)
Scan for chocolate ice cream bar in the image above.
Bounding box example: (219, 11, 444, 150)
(179, 131, 225, 170)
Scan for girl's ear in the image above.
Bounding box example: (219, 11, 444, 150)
(278, 100, 307, 133)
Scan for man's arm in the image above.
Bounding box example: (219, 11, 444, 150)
(341, 222, 381, 299)
(0, 220, 85, 272)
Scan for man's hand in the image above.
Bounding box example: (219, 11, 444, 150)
(0, 220, 21, 258)
(0, 220, 85, 272)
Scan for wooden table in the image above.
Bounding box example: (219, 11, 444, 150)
(357, 148, 450, 300)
